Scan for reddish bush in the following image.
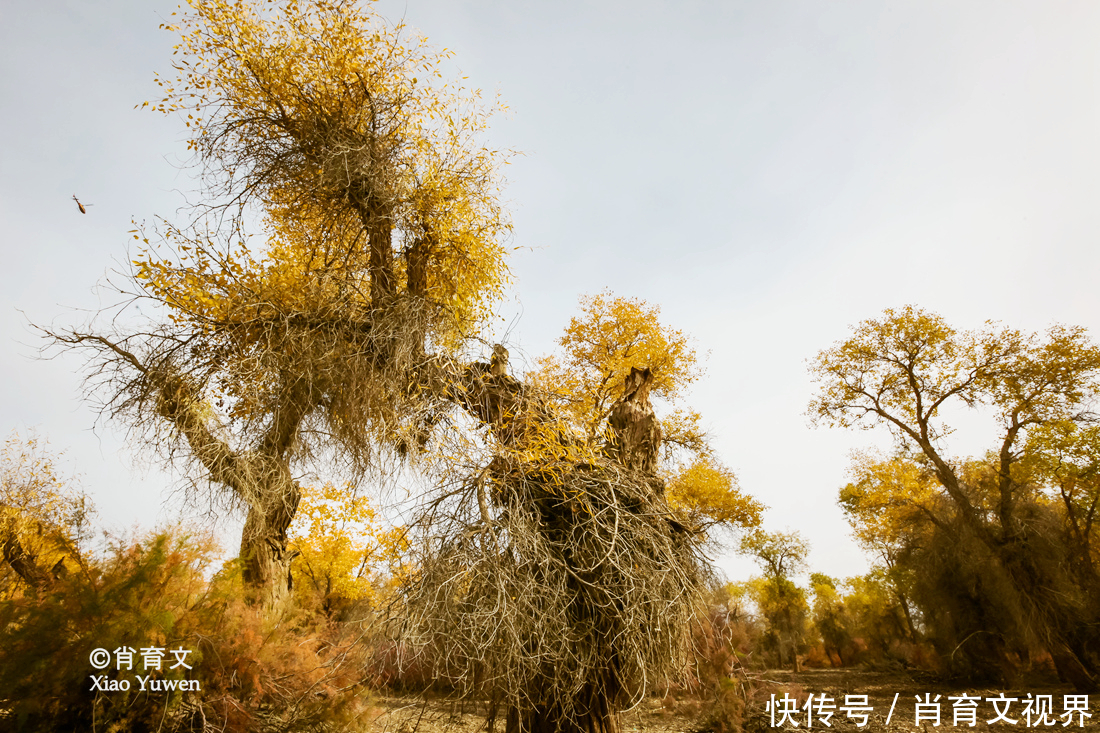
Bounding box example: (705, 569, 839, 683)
(0, 529, 374, 732)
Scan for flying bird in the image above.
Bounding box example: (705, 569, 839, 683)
(72, 195, 91, 214)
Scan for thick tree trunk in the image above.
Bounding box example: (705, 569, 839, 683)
(239, 511, 293, 611)
(453, 358, 677, 731)
(505, 679, 624, 733)
(366, 201, 394, 305)
(239, 482, 302, 612)
(154, 367, 313, 615)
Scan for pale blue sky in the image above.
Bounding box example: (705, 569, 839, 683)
(2, 1, 1099, 580)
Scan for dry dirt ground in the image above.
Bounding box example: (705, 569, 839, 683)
(369, 668, 1100, 733)
(370, 693, 697, 733)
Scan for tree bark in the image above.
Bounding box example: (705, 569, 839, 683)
(606, 368, 661, 475)
(238, 479, 302, 611)
(366, 199, 394, 305)
(155, 367, 311, 614)
(495, 365, 662, 733)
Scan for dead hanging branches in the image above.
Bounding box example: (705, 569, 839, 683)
(41, 0, 513, 613)
(398, 364, 711, 733)
(42, 294, 451, 610)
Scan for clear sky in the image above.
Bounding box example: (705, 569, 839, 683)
(2, 1, 1099, 581)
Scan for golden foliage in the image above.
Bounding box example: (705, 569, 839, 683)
(739, 530, 809, 581)
(57, 0, 522, 519)
(838, 452, 941, 560)
(809, 305, 1100, 438)
(133, 0, 514, 365)
(738, 530, 811, 671)
(1024, 420, 1100, 569)
(531, 292, 701, 444)
(810, 305, 1100, 542)
(813, 307, 1100, 689)
(44, 0, 518, 610)
(530, 291, 760, 531)
(0, 433, 92, 596)
(288, 482, 406, 609)
(666, 457, 762, 529)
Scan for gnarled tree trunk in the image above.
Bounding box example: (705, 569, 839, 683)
(155, 368, 313, 614)
(501, 366, 662, 733)
(238, 478, 302, 611)
(404, 354, 707, 733)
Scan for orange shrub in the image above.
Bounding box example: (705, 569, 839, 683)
(0, 529, 374, 732)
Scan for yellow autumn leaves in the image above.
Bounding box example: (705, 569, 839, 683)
(531, 292, 762, 531)
(134, 0, 513, 353)
(0, 433, 92, 598)
(288, 289, 764, 606)
(288, 482, 408, 610)
(119, 0, 761, 607)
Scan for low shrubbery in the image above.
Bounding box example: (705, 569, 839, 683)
(0, 529, 374, 732)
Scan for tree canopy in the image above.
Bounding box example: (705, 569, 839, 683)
(811, 306, 1100, 690)
(531, 292, 762, 531)
(41, 3, 757, 731)
(49, 0, 515, 610)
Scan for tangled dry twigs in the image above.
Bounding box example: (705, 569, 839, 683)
(398, 366, 712, 733)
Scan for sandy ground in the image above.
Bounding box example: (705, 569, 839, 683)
(369, 668, 1100, 733)
(370, 694, 696, 733)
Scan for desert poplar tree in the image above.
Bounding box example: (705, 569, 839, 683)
(810, 306, 1100, 691)
(48, 0, 512, 611)
(400, 298, 762, 733)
